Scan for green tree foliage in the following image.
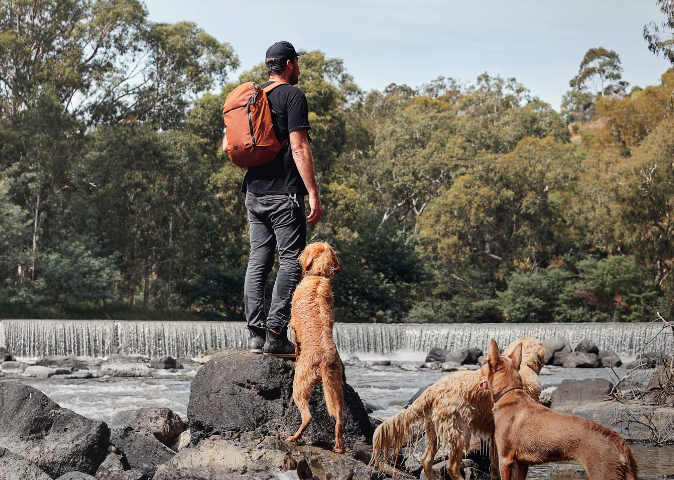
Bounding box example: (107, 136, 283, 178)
(644, 0, 674, 65)
(0, 0, 238, 126)
(569, 47, 628, 97)
(1, 4, 674, 323)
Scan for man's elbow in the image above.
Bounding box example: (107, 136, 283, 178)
(292, 145, 311, 160)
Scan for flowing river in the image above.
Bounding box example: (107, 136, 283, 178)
(1, 319, 672, 477)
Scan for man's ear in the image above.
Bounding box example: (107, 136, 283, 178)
(487, 339, 500, 372)
(510, 343, 523, 371)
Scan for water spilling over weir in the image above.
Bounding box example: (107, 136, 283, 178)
(0, 320, 671, 359)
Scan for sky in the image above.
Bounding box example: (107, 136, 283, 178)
(143, 0, 671, 110)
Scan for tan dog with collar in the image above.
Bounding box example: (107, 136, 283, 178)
(286, 242, 344, 453)
(483, 339, 638, 480)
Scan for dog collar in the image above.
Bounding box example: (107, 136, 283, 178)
(493, 386, 523, 404)
(304, 273, 330, 278)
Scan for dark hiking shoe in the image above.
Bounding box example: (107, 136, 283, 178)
(248, 327, 265, 354)
(263, 328, 296, 358)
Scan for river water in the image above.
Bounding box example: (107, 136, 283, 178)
(3, 357, 672, 478)
(1, 320, 673, 477)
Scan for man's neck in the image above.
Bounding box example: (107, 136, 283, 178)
(269, 74, 291, 84)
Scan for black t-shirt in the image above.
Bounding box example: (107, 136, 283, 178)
(241, 82, 311, 196)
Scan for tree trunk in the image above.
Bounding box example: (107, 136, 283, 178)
(143, 268, 151, 309)
(31, 193, 40, 281)
(129, 286, 135, 307)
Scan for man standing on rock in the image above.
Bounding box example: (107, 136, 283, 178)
(224, 41, 322, 357)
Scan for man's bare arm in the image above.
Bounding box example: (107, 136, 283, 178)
(290, 129, 322, 225)
(222, 132, 228, 153)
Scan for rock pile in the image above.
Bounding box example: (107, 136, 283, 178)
(0, 349, 377, 479)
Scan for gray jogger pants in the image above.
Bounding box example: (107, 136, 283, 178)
(244, 192, 306, 331)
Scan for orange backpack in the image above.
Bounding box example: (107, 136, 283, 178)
(222, 81, 288, 167)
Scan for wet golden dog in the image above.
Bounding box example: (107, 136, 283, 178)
(484, 339, 638, 480)
(371, 337, 545, 480)
(286, 242, 344, 454)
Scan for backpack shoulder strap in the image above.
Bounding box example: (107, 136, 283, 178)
(262, 81, 288, 93)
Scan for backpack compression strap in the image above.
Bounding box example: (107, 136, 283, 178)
(262, 81, 290, 147)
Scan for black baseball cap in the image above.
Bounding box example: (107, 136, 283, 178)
(266, 41, 306, 62)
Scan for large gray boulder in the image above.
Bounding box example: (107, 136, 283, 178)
(153, 435, 376, 480)
(0, 361, 26, 374)
(541, 338, 570, 365)
(0, 447, 52, 480)
(148, 356, 178, 370)
(187, 350, 373, 450)
(35, 355, 89, 370)
(0, 383, 109, 477)
(21, 365, 59, 378)
(94, 453, 147, 480)
(560, 352, 600, 368)
(573, 402, 674, 442)
(110, 354, 150, 364)
(600, 355, 622, 368)
(425, 347, 450, 363)
(550, 378, 613, 413)
(424, 347, 482, 365)
(57, 473, 97, 480)
(0, 347, 14, 362)
(574, 339, 599, 355)
(112, 408, 185, 446)
(110, 427, 174, 477)
(101, 364, 152, 378)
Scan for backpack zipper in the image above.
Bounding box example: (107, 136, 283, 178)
(247, 85, 261, 147)
(247, 102, 255, 146)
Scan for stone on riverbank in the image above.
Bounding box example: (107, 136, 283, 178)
(35, 355, 90, 370)
(0, 361, 26, 374)
(573, 402, 674, 442)
(541, 338, 570, 365)
(112, 408, 185, 446)
(95, 452, 147, 480)
(424, 347, 482, 365)
(148, 356, 181, 370)
(550, 378, 613, 413)
(153, 435, 376, 480)
(110, 354, 150, 364)
(56, 472, 97, 480)
(21, 365, 59, 378)
(560, 351, 600, 368)
(101, 363, 152, 377)
(187, 350, 373, 450)
(0, 447, 53, 480)
(0, 347, 14, 363)
(0, 383, 109, 477)
(574, 339, 599, 355)
(110, 427, 175, 477)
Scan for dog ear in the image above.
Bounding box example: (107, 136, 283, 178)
(487, 339, 500, 371)
(298, 249, 314, 275)
(509, 343, 523, 371)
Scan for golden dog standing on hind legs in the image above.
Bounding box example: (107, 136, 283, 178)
(286, 242, 345, 454)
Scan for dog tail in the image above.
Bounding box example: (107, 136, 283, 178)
(369, 387, 433, 467)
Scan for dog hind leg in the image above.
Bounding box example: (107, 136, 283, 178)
(421, 418, 438, 480)
(513, 460, 528, 480)
(286, 360, 321, 444)
(320, 360, 345, 454)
